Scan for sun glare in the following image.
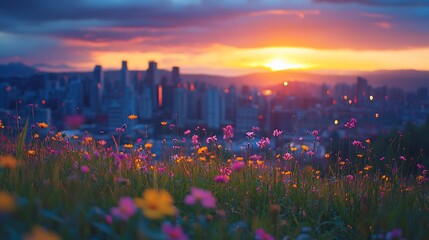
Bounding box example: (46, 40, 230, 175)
(264, 58, 303, 71)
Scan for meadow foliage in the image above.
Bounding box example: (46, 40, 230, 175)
(0, 116, 428, 239)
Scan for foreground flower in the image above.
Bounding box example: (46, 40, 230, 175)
(223, 125, 234, 140)
(0, 191, 16, 213)
(0, 155, 17, 169)
(255, 228, 274, 240)
(124, 144, 134, 149)
(80, 165, 90, 174)
(37, 122, 49, 129)
(232, 161, 245, 172)
(273, 129, 283, 137)
(184, 187, 216, 209)
(128, 114, 138, 120)
(135, 189, 176, 219)
(214, 175, 229, 183)
(111, 197, 137, 221)
(162, 222, 188, 240)
(256, 137, 270, 149)
(24, 226, 61, 240)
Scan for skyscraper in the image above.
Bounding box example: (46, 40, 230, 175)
(174, 87, 187, 128)
(172, 66, 181, 86)
(121, 60, 131, 88)
(356, 76, 368, 105)
(145, 61, 159, 86)
(93, 65, 104, 104)
(206, 87, 221, 129)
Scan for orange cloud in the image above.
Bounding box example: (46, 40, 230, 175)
(374, 22, 392, 29)
(249, 9, 320, 18)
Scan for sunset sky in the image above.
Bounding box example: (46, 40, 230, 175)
(1, 0, 429, 76)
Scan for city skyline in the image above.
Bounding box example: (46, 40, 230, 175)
(1, 0, 429, 76)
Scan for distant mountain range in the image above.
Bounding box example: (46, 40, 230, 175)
(0, 62, 38, 77)
(1, 62, 428, 91)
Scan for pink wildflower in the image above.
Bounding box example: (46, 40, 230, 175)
(344, 118, 357, 128)
(81, 165, 90, 174)
(312, 130, 319, 136)
(214, 175, 229, 183)
(105, 214, 113, 225)
(283, 153, 293, 161)
(184, 130, 191, 135)
(162, 222, 188, 240)
(386, 228, 402, 240)
(184, 187, 216, 209)
(206, 135, 218, 144)
(223, 125, 234, 140)
(252, 126, 260, 132)
(232, 161, 245, 172)
(256, 137, 270, 149)
(273, 129, 283, 137)
(399, 156, 406, 161)
(191, 135, 199, 146)
(255, 228, 274, 240)
(380, 156, 385, 161)
(352, 140, 365, 149)
(110, 197, 137, 221)
(246, 131, 255, 139)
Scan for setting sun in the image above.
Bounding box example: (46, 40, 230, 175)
(264, 58, 304, 71)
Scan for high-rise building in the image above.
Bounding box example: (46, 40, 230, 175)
(356, 76, 368, 105)
(235, 105, 258, 133)
(145, 61, 159, 86)
(121, 60, 131, 88)
(206, 87, 220, 129)
(138, 87, 153, 120)
(67, 79, 84, 109)
(172, 66, 181, 86)
(174, 87, 187, 128)
(93, 65, 104, 104)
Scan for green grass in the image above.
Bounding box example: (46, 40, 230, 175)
(0, 124, 428, 239)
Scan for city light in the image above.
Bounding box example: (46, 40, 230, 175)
(370, 95, 374, 101)
(334, 119, 339, 125)
(263, 89, 272, 96)
(283, 81, 289, 87)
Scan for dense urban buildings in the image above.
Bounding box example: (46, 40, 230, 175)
(0, 61, 428, 152)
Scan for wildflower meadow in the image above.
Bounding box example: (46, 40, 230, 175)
(0, 116, 428, 239)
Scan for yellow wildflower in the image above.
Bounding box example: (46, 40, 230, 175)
(37, 122, 48, 129)
(144, 143, 153, 149)
(128, 114, 138, 120)
(301, 145, 309, 152)
(236, 156, 244, 161)
(364, 165, 373, 171)
(124, 144, 134, 149)
(160, 121, 168, 126)
(24, 226, 61, 240)
(134, 189, 176, 219)
(0, 155, 17, 169)
(324, 153, 330, 159)
(28, 150, 36, 156)
(0, 191, 16, 213)
(197, 146, 208, 155)
(33, 134, 39, 139)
